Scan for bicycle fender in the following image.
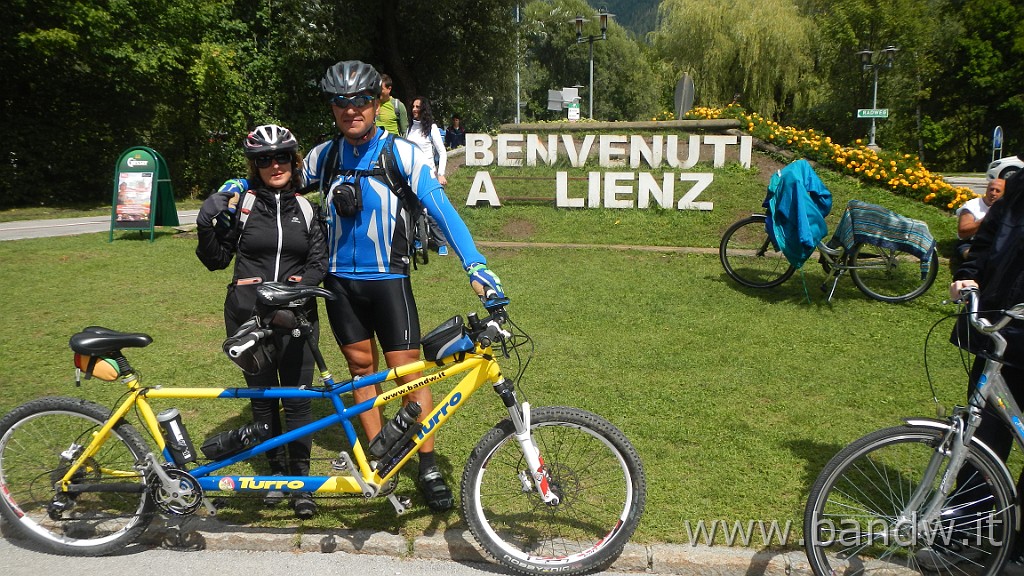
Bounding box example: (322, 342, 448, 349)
(903, 417, 1019, 509)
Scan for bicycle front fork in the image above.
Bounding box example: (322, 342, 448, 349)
(492, 378, 560, 505)
(902, 409, 983, 532)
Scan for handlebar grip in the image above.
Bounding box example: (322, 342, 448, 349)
(228, 330, 268, 358)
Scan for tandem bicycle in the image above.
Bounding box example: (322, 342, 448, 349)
(0, 282, 646, 576)
(803, 288, 1024, 575)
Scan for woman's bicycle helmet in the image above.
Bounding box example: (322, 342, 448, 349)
(243, 124, 299, 158)
(320, 60, 382, 97)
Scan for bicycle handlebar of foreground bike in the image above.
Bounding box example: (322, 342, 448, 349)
(959, 288, 1024, 334)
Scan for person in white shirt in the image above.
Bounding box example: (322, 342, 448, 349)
(956, 178, 1005, 259)
(405, 96, 447, 186)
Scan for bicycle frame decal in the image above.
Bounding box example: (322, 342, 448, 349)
(1012, 416, 1024, 439)
(418, 391, 463, 440)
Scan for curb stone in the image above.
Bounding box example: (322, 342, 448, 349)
(650, 544, 811, 576)
(2, 514, 814, 574)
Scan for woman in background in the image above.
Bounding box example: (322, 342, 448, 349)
(405, 96, 448, 186)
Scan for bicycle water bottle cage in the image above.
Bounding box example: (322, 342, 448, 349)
(256, 282, 335, 308)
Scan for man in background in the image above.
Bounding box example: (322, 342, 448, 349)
(375, 74, 409, 136)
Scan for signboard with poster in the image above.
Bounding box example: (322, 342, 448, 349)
(110, 146, 178, 242)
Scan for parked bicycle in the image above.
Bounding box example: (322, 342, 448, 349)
(0, 283, 646, 576)
(803, 288, 1021, 575)
(720, 200, 938, 303)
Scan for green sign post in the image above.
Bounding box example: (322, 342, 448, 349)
(857, 108, 889, 119)
(110, 146, 178, 242)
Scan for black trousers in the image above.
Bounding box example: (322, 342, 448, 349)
(225, 291, 316, 476)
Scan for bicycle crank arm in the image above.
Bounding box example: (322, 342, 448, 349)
(387, 493, 412, 515)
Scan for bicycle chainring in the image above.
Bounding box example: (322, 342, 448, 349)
(150, 465, 204, 516)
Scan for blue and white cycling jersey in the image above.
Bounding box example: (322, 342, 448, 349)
(304, 128, 485, 280)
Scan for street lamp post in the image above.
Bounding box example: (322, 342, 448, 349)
(856, 45, 898, 149)
(572, 8, 614, 120)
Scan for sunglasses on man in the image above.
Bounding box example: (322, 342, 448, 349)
(330, 94, 375, 109)
(254, 152, 293, 169)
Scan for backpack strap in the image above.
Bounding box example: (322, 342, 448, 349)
(295, 195, 313, 232)
(378, 134, 416, 206)
(237, 190, 258, 229)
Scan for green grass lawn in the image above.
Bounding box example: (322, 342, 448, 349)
(0, 153, 978, 546)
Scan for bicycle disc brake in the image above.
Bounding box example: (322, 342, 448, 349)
(150, 465, 203, 515)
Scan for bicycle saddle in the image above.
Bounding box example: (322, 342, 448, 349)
(256, 282, 335, 307)
(69, 326, 153, 355)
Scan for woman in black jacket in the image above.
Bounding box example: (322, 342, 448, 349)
(195, 124, 327, 519)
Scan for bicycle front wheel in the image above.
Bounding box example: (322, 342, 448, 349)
(461, 406, 646, 576)
(719, 215, 796, 288)
(0, 397, 154, 556)
(848, 243, 939, 303)
(804, 425, 1016, 576)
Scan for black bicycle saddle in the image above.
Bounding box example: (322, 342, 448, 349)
(69, 326, 153, 355)
(256, 282, 335, 307)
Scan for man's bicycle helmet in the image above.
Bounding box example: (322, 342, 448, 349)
(243, 124, 299, 158)
(320, 60, 382, 97)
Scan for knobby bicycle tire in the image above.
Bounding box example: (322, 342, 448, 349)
(0, 397, 154, 556)
(460, 406, 646, 576)
(848, 243, 939, 303)
(719, 215, 796, 288)
(804, 425, 1016, 576)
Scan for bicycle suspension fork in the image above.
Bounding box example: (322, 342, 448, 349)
(492, 377, 560, 505)
(903, 407, 984, 532)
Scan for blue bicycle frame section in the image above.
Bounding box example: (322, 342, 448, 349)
(153, 368, 395, 493)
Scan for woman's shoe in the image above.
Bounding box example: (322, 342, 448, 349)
(291, 492, 316, 519)
(263, 474, 285, 506)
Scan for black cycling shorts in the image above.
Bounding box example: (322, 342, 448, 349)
(323, 275, 420, 351)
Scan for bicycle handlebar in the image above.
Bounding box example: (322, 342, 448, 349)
(960, 288, 1024, 334)
(467, 305, 512, 349)
(227, 329, 272, 358)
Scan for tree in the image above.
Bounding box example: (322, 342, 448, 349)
(652, 0, 815, 118)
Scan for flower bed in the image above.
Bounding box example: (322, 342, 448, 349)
(684, 104, 973, 211)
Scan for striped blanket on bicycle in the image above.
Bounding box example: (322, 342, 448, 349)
(828, 200, 936, 276)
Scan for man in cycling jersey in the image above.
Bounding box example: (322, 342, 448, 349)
(304, 60, 504, 511)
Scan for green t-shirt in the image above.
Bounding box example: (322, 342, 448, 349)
(377, 99, 399, 134)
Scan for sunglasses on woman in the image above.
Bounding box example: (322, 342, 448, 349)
(254, 152, 293, 169)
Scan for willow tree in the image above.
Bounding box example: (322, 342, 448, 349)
(652, 0, 815, 118)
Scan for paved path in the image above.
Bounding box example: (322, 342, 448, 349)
(0, 210, 200, 241)
(943, 175, 987, 195)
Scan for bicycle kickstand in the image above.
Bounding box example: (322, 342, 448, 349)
(822, 270, 844, 302)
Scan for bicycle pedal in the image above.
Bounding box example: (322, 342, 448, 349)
(330, 458, 349, 471)
(387, 493, 412, 515)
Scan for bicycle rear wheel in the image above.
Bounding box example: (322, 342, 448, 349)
(848, 243, 938, 303)
(0, 397, 154, 556)
(461, 406, 646, 576)
(719, 215, 795, 288)
(804, 425, 1016, 576)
